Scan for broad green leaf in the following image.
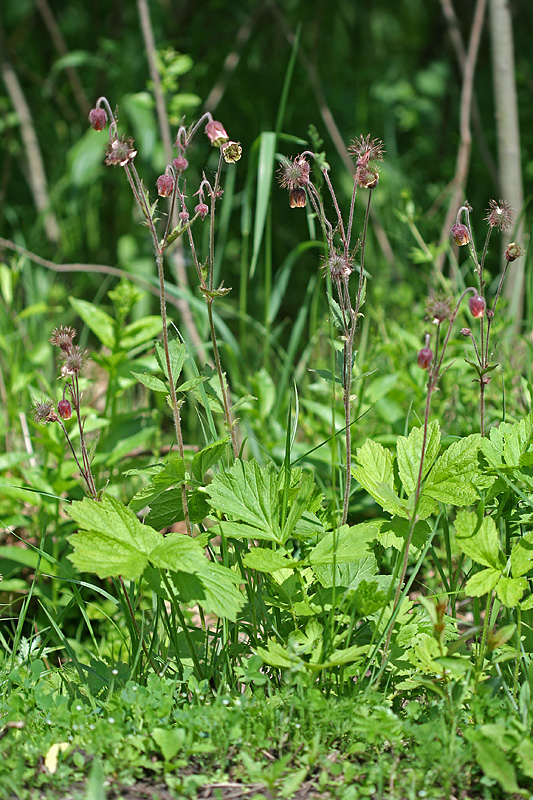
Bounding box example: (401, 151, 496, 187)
(424, 434, 482, 506)
(172, 563, 244, 621)
(177, 376, 209, 392)
(396, 419, 440, 495)
(152, 728, 185, 761)
(69, 296, 115, 349)
(352, 439, 404, 516)
(191, 437, 230, 482)
(257, 640, 302, 668)
(215, 521, 282, 543)
(281, 471, 323, 543)
(131, 371, 168, 393)
(496, 575, 528, 606)
(307, 523, 378, 565)
(243, 548, 296, 573)
(128, 455, 186, 513)
(464, 568, 501, 597)
(355, 579, 387, 617)
(145, 488, 209, 529)
(455, 510, 502, 569)
(517, 739, 533, 779)
(511, 531, 533, 577)
(206, 459, 282, 543)
(121, 316, 163, 351)
(326, 644, 367, 666)
(155, 339, 187, 385)
(68, 495, 161, 579)
(312, 554, 379, 590)
(149, 533, 209, 574)
(503, 413, 533, 467)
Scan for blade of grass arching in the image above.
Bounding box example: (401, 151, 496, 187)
(268, 241, 324, 326)
(272, 273, 318, 418)
(275, 23, 301, 132)
(250, 131, 277, 281)
(239, 159, 253, 358)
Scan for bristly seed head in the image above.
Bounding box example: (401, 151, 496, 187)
(348, 134, 385, 168)
(50, 326, 77, 353)
(425, 290, 454, 324)
(32, 398, 58, 424)
(485, 199, 514, 232)
(61, 345, 88, 377)
(104, 136, 137, 167)
(322, 250, 354, 280)
(278, 156, 311, 192)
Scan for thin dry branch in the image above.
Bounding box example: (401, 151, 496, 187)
(437, 0, 488, 273)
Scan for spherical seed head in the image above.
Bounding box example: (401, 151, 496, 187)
(195, 202, 209, 220)
(173, 156, 188, 172)
(289, 188, 307, 208)
(322, 250, 354, 279)
(505, 241, 525, 262)
(278, 156, 310, 191)
(50, 325, 77, 352)
(57, 399, 73, 420)
(451, 223, 470, 246)
(88, 107, 107, 131)
(156, 174, 174, 197)
(221, 141, 242, 164)
(425, 290, 454, 323)
(469, 294, 486, 319)
(485, 199, 514, 232)
(417, 346, 433, 370)
(104, 136, 137, 167)
(61, 345, 88, 376)
(32, 398, 57, 424)
(348, 134, 385, 167)
(205, 120, 229, 147)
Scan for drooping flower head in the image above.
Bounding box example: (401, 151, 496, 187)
(450, 223, 470, 246)
(278, 156, 311, 208)
(505, 241, 525, 262)
(88, 107, 107, 131)
(104, 136, 137, 167)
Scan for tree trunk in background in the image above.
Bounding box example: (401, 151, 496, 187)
(489, 0, 525, 326)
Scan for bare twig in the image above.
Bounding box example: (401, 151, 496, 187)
(35, 0, 90, 116)
(436, 0, 488, 272)
(1, 60, 60, 243)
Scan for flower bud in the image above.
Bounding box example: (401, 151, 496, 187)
(221, 141, 242, 163)
(179, 210, 189, 223)
(505, 242, 525, 262)
(205, 120, 229, 147)
(156, 174, 174, 197)
(289, 188, 306, 208)
(88, 107, 107, 131)
(417, 346, 433, 370)
(468, 293, 485, 319)
(460, 327, 472, 337)
(195, 202, 209, 220)
(173, 156, 188, 172)
(57, 399, 73, 420)
(451, 223, 470, 246)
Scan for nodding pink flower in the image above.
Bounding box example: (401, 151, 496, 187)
(195, 202, 209, 220)
(179, 210, 189, 223)
(88, 107, 107, 131)
(57, 399, 73, 420)
(205, 120, 229, 147)
(278, 156, 310, 191)
(450, 223, 470, 246)
(173, 156, 188, 172)
(417, 343, 433, 370)
(468, 293, 486, 319)
(289, 188, 307, 208)
(156, 173, 174, 197)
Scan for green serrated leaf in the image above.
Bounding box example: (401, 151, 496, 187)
(352, 439, 405, 516)
(243, 548, 296, 573)
(511, 531, 533, 577)
(424, 434, 483, 506)
(171, 562, 244, 621)
(68, 495, 161, 579)
(155, 339, 187, 385)
(191, 438, 230, 482)
(128, 455, 186, 513)
(176, 376, 209, 392)
(122, 316, 163, 351)
(455, 510, 502, 569)
(496, 575, 528, 606)
(308, 369, 343, 386)
(464, 568, 501, 596)
(307, 523, 378, 565)
(396, 419, 440, 496)
(206, 459, 282, 543)
(131, 371, 168, 393)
